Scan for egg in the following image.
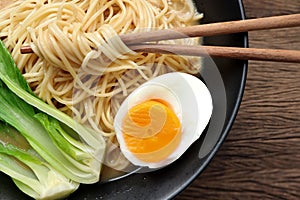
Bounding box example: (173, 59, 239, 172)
(114, 72, 213, 169)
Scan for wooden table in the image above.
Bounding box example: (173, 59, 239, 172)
(177, 0, 300, 199)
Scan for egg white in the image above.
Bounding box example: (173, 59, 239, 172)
(114, 72, 213, 169)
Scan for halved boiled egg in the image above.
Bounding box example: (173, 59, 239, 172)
(114, 72, 213, 169)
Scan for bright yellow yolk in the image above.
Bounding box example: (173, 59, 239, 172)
(122, 100, 181, 163)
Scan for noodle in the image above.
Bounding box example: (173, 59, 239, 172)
(0, 0, 202, 171)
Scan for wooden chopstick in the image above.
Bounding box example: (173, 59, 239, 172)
(19, 43, 300, 63)
(129, 44, 300, 63)
(19, 14, 300, 63)
(120, 13, 300, 45)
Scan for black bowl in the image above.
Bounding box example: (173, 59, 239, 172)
(0, 0, 247, 199)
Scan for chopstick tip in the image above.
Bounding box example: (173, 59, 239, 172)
(20, 45, 34, 54)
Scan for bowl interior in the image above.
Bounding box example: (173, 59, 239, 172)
(0, 0, 247, 199)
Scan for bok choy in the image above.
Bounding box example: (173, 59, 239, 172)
(0, 122, 79, 199)
(0, 41, 106, 160)
(0, 40, 106, 198)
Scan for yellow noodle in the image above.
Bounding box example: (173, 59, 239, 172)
(0, 0, 203, 171)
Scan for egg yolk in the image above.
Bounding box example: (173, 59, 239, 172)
(122, 100, 181, 163)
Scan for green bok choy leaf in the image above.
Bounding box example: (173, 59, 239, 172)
(0, 41, 106, 158)
(0, 40, 106, 198)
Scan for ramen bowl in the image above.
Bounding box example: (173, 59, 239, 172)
(0, 0, 247, 199)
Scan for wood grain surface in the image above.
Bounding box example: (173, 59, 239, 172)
(177, 0, 300, 199)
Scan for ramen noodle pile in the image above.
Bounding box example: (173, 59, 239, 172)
(0, 0, 203, 171)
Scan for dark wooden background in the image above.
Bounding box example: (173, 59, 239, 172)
(177, 0, 300, 199)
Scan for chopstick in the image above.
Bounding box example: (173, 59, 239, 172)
(129, 44, 300, 63)
(19, 14, 300, 63)
(120, 13, 300, 44)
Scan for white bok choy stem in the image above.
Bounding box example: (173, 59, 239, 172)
(0, 122, 79, 199)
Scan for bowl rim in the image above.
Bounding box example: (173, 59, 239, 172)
(0, 0, 249, 199)
(169, 0, 249, 198)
